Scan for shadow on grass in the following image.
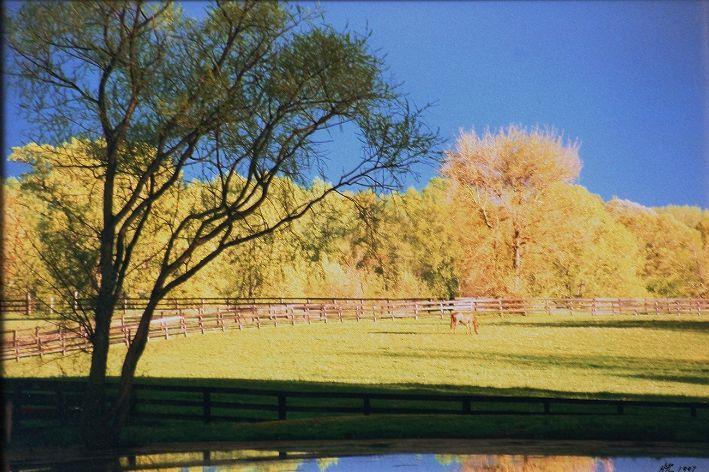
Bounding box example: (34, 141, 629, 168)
(7, 374, 707, 402)
(624, 373, 709, 386)
(7, 375, 709, 450)
(493, 318, 708, 334)
(338, 350, 708, 392)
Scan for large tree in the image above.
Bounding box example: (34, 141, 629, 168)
(443, 126, 580, 294)
(6, 0, 436, 446)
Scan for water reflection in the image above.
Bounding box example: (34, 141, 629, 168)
(9, 447, 708, 471)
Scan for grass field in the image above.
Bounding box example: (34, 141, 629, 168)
(5, 313, 708, 399)
(5, 313, 709, 447)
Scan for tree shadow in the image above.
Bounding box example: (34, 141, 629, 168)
(623, 373, 709, 386)
(492, 318, 708, 334)
(7, 373, 705, 402)
(368, 331, 453, 336)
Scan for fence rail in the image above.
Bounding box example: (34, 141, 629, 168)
(1, 295, 435, 316)
(4, 378, 706, 435)
(2, 297, 707, 361)
(4, 295, 708, 317)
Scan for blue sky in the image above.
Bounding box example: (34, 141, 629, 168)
(4, 1, 708, 207)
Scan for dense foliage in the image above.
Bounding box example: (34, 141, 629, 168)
(6, 131, 707, 300)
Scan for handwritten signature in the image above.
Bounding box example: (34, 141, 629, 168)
(658, 462, 697, 472)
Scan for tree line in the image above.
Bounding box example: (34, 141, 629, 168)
(6, 127, 707, 302)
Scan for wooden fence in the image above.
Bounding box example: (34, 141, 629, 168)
(4, 295, 707, 318)
(2, 297, 707, 362)
(5, 378, 706, 435)
(1, 295, 434, 317)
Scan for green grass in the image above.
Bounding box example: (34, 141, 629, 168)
(5, 313, 708, 399)
(2, 317, 63, 333)
(5, 313, 709, 446)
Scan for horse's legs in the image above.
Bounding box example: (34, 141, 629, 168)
(473, 317, 479, 335)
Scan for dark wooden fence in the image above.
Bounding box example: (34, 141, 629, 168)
(5, 378, 706, 435)
(2, 297, 707, 361)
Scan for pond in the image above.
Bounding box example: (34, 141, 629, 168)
(7, 439, 708, 471)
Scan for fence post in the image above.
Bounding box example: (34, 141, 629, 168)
(82, 325, 89, 350)
(35, 327, 43, 360)
(14, 330, 19, 362)
(203, 389, 211, 423)
(363, 396, 371, 415)
(55, 387, 66, 425)
(25, 292, 32, 317)
(60, 327, 66, 356)
(129, 388, 138, 417)
(278, 394, 287, 420)
(13, 383, 22, 433)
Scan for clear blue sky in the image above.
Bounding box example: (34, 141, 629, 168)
(4, 1, 708, 207)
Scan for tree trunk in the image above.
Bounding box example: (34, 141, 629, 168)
(512, 227, 523, 294)
(81, 159, 118, 447)
(512, 228, 522, 272)
(80, 300, 115, 448)
(110, 298, 159, 435)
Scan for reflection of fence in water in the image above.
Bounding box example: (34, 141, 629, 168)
(2, 297, 707, 361)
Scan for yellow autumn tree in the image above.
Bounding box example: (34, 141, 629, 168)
(608, 199, 707, 297)
(443, 125, 581, 295)
(524, 183, 646, 297)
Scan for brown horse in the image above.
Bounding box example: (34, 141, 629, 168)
(450, 311, 479, 335)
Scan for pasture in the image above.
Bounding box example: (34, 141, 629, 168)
(5, 313, 708, 400)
